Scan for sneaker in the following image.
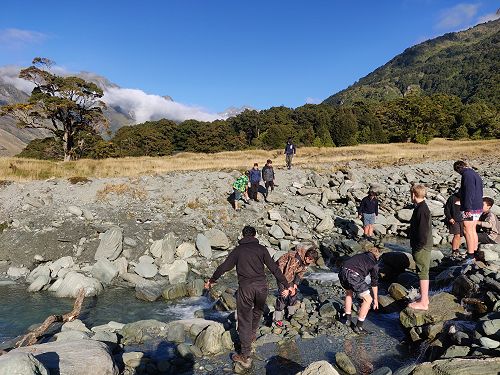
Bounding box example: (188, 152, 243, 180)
(274, 320, 284, 328)
(352, 325, 372, 335)
(232, 353, 252, 368)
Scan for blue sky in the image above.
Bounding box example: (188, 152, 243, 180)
(0, 1, 498, 113)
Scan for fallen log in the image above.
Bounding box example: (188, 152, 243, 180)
(15, 288, 86, 348)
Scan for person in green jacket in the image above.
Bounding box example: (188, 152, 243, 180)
(232, 172, 249, 211)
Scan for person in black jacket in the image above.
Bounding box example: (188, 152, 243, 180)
(339, 247, 380, 334)
(408, 184, 433, 311)
(358, 190, 379, 239)
(444, 189, 463, 257)
(204, 226, 290, 369)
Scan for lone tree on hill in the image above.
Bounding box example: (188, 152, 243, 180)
(0, 57, 108, 161)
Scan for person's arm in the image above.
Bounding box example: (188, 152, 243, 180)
(370, 265, 379, 309)
(293, 145, 296, 154)
(358, 197, 366, 216)
(375, 199, 379, 216)
(444, 198, 452, 221)
(372, 286, 378, 310)
(208, 249, 238, 284)
(263, 249, 290, 288)
(478, 213, 494, 229)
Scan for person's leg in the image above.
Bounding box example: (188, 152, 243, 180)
(344, 289, 353, 322)
(451, 234, 461, 251)
(274, 283, 287, 324)
(363, 224, 369, 237)
(236, 286, 255, 361)
(251, 284, 268, 339)
(463, 220, 478, 255)
(368, 224, 375, 237)
(270, 180, 274, 192)
(357, 292, 373, 321)
(409, 249, 431, 310)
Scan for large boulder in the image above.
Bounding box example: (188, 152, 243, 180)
(315, 215, 334, 233)
(296, 360, 340, 375)
(120, 320, 169, 344)
(399, 293, 465, 328)
(7, 266, 30, 280)
(159, 259, 189, 284)
(28, 274, 51, 292)
(266, 192, 287, 204)
(91, 259, 118, 284)
(204, 229, 231, 250)
(0, 352, 49, 375)
(53, 271, 103, 298)
(94, 227, 123, 261)
(305, 204, 326, 220)
(12, 339, 118, 375)
(396, 209, 413, 222)
(196, 233, 213, 259)
(411, 357, 500, 375)
(163, 283, 189, 300)
(134, 256, 158, 279)
(194, 323, 225, 355)
(176, 242, 197, 259)
(150, 233, 176, 264)
(335, 352, 356, 375)
(269, 224, 285, 239)
(27, 264, 51, 284)
(50, 256, 74, 276)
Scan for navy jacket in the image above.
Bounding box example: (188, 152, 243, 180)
(358, 196, 379, 215)
(342, 252, 379, 287)
(284, 143, 296, 155)
(460, 168, 483, 212)
(249, 168, 261, 183)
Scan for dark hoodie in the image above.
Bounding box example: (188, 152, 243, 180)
(209, 237, 289, 287)
(459, 168, 483, 212)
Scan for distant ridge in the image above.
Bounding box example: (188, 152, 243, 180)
(323, 19, 500, 107)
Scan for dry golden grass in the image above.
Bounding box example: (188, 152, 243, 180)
(1, 138, 499, 181)
(96, 183, 148, 201)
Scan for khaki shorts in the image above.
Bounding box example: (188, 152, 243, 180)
(413, 248, 431, 280)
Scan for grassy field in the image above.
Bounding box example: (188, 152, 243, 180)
(1, 138, 499, 181)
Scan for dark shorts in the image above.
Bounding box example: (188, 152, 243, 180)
(448, 221, 464, 236)
(478, 232, 496, 245)
(413, 248, 431, 280)
(362, 213, 376, 226)
(461, 210, 481, 221)
(339, 268, 369, 296)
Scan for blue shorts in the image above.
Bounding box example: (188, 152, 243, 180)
(362, 213, 376, 225)
(234, 189, 243, 201)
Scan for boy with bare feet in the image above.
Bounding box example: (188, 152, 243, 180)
(339, 247, 380, 334)
(408, 184, 433, 311)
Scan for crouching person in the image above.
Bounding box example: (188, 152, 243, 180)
(273, 244, 319, 326)
(339, 247, 380, 334)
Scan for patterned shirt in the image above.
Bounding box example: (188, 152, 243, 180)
(232, 175, 249, 192)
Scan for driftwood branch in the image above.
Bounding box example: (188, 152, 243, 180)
(15, 288, 86, 348)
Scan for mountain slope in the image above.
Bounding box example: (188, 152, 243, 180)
(324, 19, 500, 106)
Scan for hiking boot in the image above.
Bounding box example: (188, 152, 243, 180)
(232, 353, 252, 368)
(352, 325, 372, 335)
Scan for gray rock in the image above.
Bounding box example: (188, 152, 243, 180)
(319, 302, 337, 318)
(396, 209, 413, 222)
(49, 256, 74, 276)
(268, 210, 282, 221)
(297, 360, 340, 375)
(135, 282, 164, 302)
(388, 283, 408, 301)
(122, 351, 144, 368)
(124, 237, 137, 247)
(160, 232, 176, 264)
(28, 275, 51, 292)
(53, 271, 103, 298)
(399, 293, 464, 328)
(372, 367, 392, 375)
(480, 337, 500, 349)
(134, 260, 158, 279)
(27, 264, 51, 284)
(91, 331, 119, 344)
(94, 227, 123, 261)
(186, 279, 205, 297)
(269, 224, 285, 239)
(315, 215, 334, 233)
(68, 205, 83, 216)
(121, 320, 169, 345)
(442, 345, 470, 358)
(176, 242, 197, 259)
(54, 330, 91, 342)
(91, 259, 118, 284)
(62, 319, 91, 333)
(298, 187, 322, 196)
(196, 233, 213, 259)
(0, 352, 49, 375)
(482, 319, 500, 336)
(204, 228, 231, 250)
(113, 257, 128, 275)
(335, 352, 356, 374)
(194, 323, 225, 355)
(411, 357, 500, 375)
(305, 204, 326, 220)
(167, 322, 186, 343)
(12, 339, 118, 375)
(163, 283, 188, 300)
(7, 266, 30, 280)
(266, 192, 287, 204)
(159, 259, 189, 284)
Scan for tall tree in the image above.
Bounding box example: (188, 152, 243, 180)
(0, 58, 108, 161)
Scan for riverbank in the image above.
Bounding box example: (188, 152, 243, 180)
(1, 157, 499, 374)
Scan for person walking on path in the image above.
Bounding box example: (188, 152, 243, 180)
(204, 226, 291, 369)
(408, 184, 433, 311)
(249, 163, 262, 201)
(262, 159, 275, 198)
(444, 189, 464, 258)
(358, 190, 379, 240)
(232, 172, 249, 211)
(339, 247, 380, 334)
(284, 138, 296, 170)
(477, 197, 500, 245)
(273, 244, 319, 327)
(453, 160, 483, 261)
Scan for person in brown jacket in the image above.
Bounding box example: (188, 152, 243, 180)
(273, 244, 319, 326)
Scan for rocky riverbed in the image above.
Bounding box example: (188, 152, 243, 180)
(1, 158, 500, 374)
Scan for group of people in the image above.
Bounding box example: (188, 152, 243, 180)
(205, 159, 498, 369)
(231, 138, 297, 211)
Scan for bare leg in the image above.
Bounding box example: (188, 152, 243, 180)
(451, 234, 461, 250)
(344, 290, 353, 314)
(408, 279, 429, 310)
(358, 293, 373, 320)
(463, 221, 478, 255)
(368, 224, 374, 237)
(363, 225, 369, 237)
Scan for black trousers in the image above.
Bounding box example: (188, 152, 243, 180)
(275, 282, 298, 313)
(250, 182, 260, 200)
(264, 181, 274, 196)
(237, 282, 268, 356)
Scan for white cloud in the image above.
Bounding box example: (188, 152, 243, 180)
(0, 28, 47, 48)
(436, 3, 479, 30)
(102, 87, 224, 123)
(305, 97, 320, 104)
(0, 65, 35, 93)
(477, 10, 500, 24)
